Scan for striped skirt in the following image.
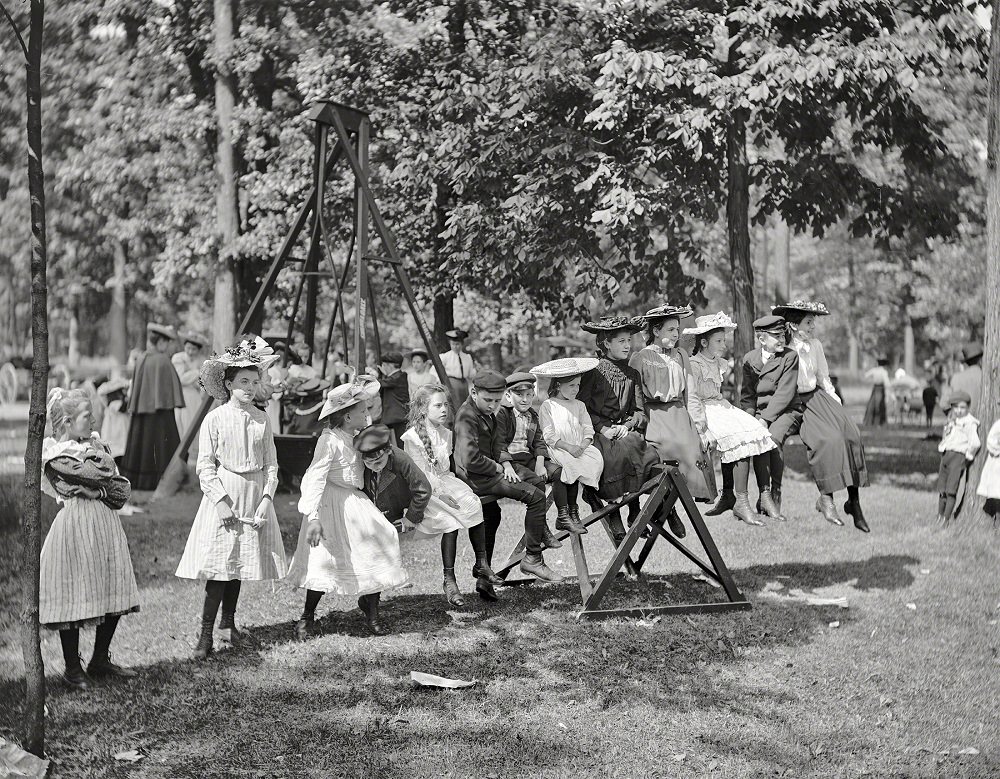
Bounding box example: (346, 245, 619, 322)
(175, 467, 288, 581)
(39, 498, 140, 629)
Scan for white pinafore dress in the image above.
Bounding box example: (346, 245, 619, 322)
(401, 424, 483, 534)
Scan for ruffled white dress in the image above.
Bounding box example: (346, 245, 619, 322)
(175, 400, 288, 581)
(401, 424, 484, 534)
(977, 420, 1000, 498)
(539, 397, 604, 486)
(39, 435, 140, 628)
(687, 352, 774, 463)
(285, 427, 408, 595)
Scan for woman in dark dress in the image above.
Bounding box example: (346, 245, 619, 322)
(577, 316, 668, 539)
(120, 323, 185, 490)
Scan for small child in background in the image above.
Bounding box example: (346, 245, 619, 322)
(97, 377, 131, 465)
(936, 390, 980, 524)
(976, 417, 1000, 519)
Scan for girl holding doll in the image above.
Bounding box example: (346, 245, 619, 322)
(684, 313, 776, 526)
(175, 337, 288, 659)
(287, 376, 408, 637)
(532, 358, 605, 528)
(40, 388, 140, 689)
(401, 383, 502, 607)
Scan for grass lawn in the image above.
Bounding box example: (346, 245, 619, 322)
(1, 427, 999, 778)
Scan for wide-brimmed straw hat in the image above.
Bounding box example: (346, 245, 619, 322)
(682, 312, 738, 335)
(530, 357, 600, 379)
(771, 300, 830, 319)
(946, 390, 972, 408)
(640, 305, 694, 321)
(318, 375, 380, 421)
(581, 315, 643, 335)
(444, 328, 469, 341)
(199, 336, 279, 401)
(146, 323, 177, 341)
(962, 341, 983, 362)
(181, 331, 209, 348)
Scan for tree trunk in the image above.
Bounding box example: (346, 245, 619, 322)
(212, 0, 239, 352)
(109, 239, 128, 366)
(68, 306, 79, 368)
(726, 104, 754, 380)
(20, 0, 48, 755)
(959, 0, 1000, 528)
(775, 218, 790, 302)
(847, 330, 859, 374)
(903, 310, 915, 376)
(432, 292, 455, 353)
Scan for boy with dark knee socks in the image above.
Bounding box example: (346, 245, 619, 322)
(937, 391, 980, 523)
(455, 370, 562, 595)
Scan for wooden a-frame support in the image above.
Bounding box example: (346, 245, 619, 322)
(493, 466, 751, 620)
(152, 100, 455, 501)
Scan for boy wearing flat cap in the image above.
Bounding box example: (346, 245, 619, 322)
(497, 372, 586, 537)
(354, 424, 431, 531)
(378, 351, 410, 445)
(936, 390, 980, 523)
(455, 369, 563, 592)
(731, 314, 803, 521)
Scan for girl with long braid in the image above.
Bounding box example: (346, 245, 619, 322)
(401, 384, 502, 606)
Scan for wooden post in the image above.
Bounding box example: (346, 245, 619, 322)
(353, 119, 370, 371)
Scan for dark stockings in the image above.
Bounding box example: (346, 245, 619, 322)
(720, 461, 735, 492)
(566, 481, 579, 508)
(468, 522, 488, 557)
(60, 628, 82, 671)
(482, 501, 502, 565)
(92, 615, 120, 662)
(847, 485, 860, 504)
(767, 448, 783, 492)
(441, 530, 458, 572)
(550, 478, 568, 510)
(301, 589, 324, 621)
(752, 454, 771, 492)
(222, 580, 241, 614)
(202, 580, 226, 624)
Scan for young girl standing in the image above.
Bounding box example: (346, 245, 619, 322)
(41, 388, 140, 689)
(402, 383, 502, 606)
(977, 415, 1000, 518)
(175, 338, 288, 659)
(287, 376, 408, 636)
(533, 358, 605, 530)
(684, 313, 776, 526)
(774, 301, 870, 531)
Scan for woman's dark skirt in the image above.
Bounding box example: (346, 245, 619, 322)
(800, 390, 869, 494)
(863, 384, 887, 426)
(645, 400, 717, 501)
(594, 430, 661, 502)
(120, 410, 180, 491)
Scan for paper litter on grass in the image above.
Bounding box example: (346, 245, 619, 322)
(758, 581, 849, 609)
(113, 750, 143, 763)
(410, 671, 476, 689)
(691, 573, 722, 589)
(0, 739, 49, 778)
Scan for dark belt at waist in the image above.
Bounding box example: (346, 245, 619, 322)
(645, 399, 684, 409)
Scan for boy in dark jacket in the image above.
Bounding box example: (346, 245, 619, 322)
(496, 371, 585, 535)
(378, 351, 410, 445)
(355, 424, 431, 530)
(454, 369, 562, 593)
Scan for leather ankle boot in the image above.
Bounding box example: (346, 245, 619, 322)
(568, 504, 588, 534)
(706, 490, 736, 516)
(815, 495, 844, 525)
(758, 490, 786, 522)
(63, 657, 91, 690)
(540, 525, 562, 549)
(733, 492, 766, 526)
(474, 555, 504, 585)
(218, 611, 247, 648)
(520, 551, 564, 582)
(554, 506, 573, 534)
(192, 619, 214, 660)
(443, 569, 465, 606)
(294, 615, 315, 641)
(844, 498, 870, 533)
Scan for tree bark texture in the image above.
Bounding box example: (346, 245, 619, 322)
(20, 0, 48, 755)
(109, 239, 128, 365)
(726, 104, 754, 383)
(212, 0, 239, 352)
(432, 293, 455, 353)
(959, 0, 1000, 527)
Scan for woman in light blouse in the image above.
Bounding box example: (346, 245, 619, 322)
(774, 302, 870, 532)
(631, 305, 717, 517)
(175, 338, 288, 660)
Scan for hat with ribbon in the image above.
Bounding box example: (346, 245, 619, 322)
(199, 336, 279, 401)
(771, 300, 830, 319)
(318, 375, 381, 421)
(530, 357, 600, 379)
(581, 315, 643, 335)
(682, 312, 738, 336)
(946, 390, 972, 408)
(146, 323, 177, 341)
(181, 331, 209, 348)
(445, 328, 469, 341)
(640, 305, 694, 322)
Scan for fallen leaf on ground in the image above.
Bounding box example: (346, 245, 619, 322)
(410, 671, 476, 689)
(957, 747, 980, 755)
(0, 738, 50, 778)
(691, 573, 721, 589)
(829, 621, 840, 628)
(920, 569, 931, 575)
(672, 753, 686, 761)
(114, 750, 143, 763)
(906, 603, 917, 610)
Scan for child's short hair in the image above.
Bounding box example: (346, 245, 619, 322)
(382, 351, 404, 368)
(47, 388, 92, 437)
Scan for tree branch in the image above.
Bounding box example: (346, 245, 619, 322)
(0, 0, 28, 60)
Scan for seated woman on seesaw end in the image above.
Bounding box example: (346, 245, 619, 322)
(684, 313, 776, 527)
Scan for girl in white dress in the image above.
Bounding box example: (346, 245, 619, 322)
(684, 313, 775, 526)
(41, 388, 140, 689)
(175, 338, 287, 660)
(287, 376, 408, 636)
(402, 383, 501, 607)
(534, 361, 604, 519)
(977, 418, 1000, 518)
(171, 332, 208, 457)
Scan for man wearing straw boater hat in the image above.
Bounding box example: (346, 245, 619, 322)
(441, 328, 475, 402)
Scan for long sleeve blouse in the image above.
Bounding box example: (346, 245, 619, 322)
(686, 352, 729, 431)
(985, 420, 1000, 457)
(297, 427, 364, 520)
(577, 358, 647, 433)
(629, 345, 686, 403)
(939, 414, 981, 459)
(402, 424, 455, 493)
(171, 351, 201, 388)
(539, 397, 595, 448)
(791, 335, 838, 399)
(197, 399, 279, 505)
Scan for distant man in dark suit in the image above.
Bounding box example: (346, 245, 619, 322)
(739, 314, 803, 520)
(378, 351, 410, 445)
